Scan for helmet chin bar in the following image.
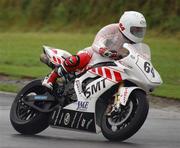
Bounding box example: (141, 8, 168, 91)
(120, 32, 136, 44)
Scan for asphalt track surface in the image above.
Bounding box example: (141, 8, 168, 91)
(0, 92, 180, 148)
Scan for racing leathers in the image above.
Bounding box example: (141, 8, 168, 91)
(42, 23, 131, 89)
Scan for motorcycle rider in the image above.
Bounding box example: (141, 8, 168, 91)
(42, 11, 147, 90)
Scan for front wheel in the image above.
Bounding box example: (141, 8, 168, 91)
(10, 79, 51, 135)
(101, 90, 149, 141)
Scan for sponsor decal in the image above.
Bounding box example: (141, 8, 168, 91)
(34, 95, 47, 100)
(75, 80, 82, 94)
(140, 20, 146, 25)
(76, 113, 83, 128)
(81, 118, 86, 127)
(119, 23, 125, 31)
(54, 108, 61, 125)
(120, 87, 129, 105)
(84, 78, 106, 98)
(51, 111, 57, 120)
(71, 113, 77, 128)
(118, 61, 132, 69)
(76, 101, 89, 111)
(64, 113, 71, 125)
(58, 113, 64, 125)
(86, 119, 93, 129)
(123, 88, 128, 103)
(50, 109, 96, 133)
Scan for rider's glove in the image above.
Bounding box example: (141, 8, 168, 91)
(99, 48, 117, 59)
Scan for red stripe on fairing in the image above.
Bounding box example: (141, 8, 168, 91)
(91, 68, 96, 73)
(97, 67, 103, 76)
(104, 68, 112, 79)
(113, 71, 122, 82)
(52, 49, 57, 54)
(89, 67, 121, 83)
(53, 56, 57, 62)
(57, 58, 61, 64)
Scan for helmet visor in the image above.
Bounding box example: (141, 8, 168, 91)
(130, 27, 146, 38)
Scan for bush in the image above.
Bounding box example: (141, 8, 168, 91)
(0, 0, 179, 32)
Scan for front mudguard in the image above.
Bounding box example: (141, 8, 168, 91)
(118, 87, 146, 106)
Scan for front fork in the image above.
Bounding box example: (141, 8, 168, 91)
(106, 83, 145, 116)
(106, 83, 124, 115)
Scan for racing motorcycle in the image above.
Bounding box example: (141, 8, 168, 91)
(10, 43, 162, 141)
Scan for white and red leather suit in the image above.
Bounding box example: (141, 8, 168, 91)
(46, 23, 131, 85)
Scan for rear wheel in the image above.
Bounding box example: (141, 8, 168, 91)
(101, 90, 149, 141)
(10, 80, 51, 135)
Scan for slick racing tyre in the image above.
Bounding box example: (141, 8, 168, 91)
(101, 90, 149, 141)
(10, 79, 50, 135)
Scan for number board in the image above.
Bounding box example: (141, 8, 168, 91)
(136, 56, 159, 83)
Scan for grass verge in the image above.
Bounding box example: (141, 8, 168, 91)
(0, 83, 21, 93)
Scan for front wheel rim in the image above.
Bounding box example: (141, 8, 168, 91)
(105, 97, 139, 132)
(107, 101, 133, 127)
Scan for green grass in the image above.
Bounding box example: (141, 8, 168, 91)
(0, 32, 94, 77)
(145, 37, 180, 99)
(0, 33, 179, 99)
(0, 83, 21, 93)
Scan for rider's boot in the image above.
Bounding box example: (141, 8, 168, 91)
(42, 52, 91, 90)
(42, 70, 59, 90)
(42, 66, 67, 90)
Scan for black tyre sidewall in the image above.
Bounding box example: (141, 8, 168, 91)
(101, 90, 149, 141)
(10, 79, 50, 135)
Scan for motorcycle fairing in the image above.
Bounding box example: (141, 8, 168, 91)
(136, 55, 162, 84)
(64, 73, 116, 112)
(89, 66, 123, 83)
(50, 69, 119, 133)
(48, 43, 163, 134)
(43, 46, 72, 65)
(49, 108, 96, 133)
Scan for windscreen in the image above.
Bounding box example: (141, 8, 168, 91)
(132, 43, 151, 60)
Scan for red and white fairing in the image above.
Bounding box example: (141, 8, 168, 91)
(43, 43, 162, 109)
(43, 45, 72, 66)
(65, 43, 162, 110)
(42, 43, 162, 133)
(89, 67, 123, 83)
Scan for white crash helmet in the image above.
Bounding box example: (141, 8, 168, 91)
(119, 11, 147, 43)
